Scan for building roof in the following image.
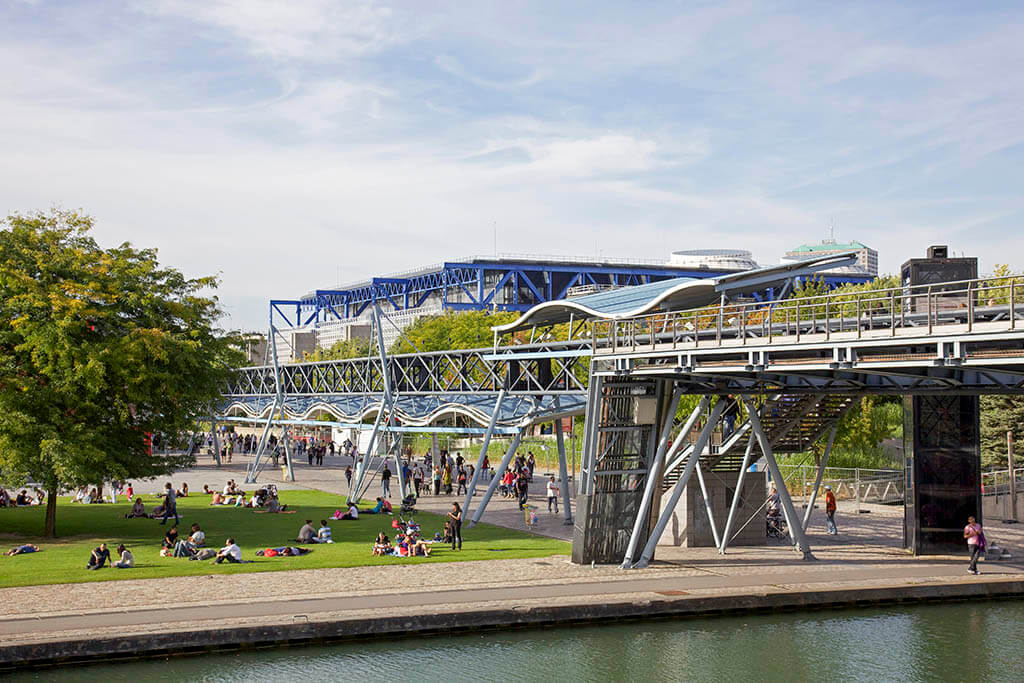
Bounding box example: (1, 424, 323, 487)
(789, 241, 870, 253)
(492, 251, 859, 332)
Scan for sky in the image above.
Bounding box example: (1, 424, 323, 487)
(2, 1, 1023, 331)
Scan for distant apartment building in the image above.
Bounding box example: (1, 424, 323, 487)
(782, 240, 878, 277)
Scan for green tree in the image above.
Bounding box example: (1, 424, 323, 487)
(980, 395, 1024, 468)
(0, 209, 242, 536)
(390, 310, 518, 354)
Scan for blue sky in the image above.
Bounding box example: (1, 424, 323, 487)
(2, 1, 1023, 331)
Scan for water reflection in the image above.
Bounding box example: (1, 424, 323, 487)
(11, 601, 1024, 682)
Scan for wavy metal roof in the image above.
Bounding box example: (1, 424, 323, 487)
(492, 251, 859, 332)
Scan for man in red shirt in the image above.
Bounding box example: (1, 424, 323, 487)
(824, 485, 838, 535)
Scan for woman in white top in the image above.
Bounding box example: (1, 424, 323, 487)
(114, 544, 134, 568)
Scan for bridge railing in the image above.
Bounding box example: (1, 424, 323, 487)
(593, 274, 1024, 354)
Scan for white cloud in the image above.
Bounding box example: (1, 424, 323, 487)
(147, 0, 403, 61)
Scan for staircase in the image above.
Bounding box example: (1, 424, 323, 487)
(660, 394, 856, 491)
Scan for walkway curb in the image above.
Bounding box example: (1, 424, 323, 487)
(4, 578, 1024, 669)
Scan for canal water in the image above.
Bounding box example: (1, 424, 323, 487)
(11, 601, 1024, 682)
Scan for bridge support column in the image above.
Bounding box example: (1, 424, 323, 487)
(469, 429, 524, 527)
(463, 390, 505, 520)
(904, 396, 981, 554)
(555, 416, 573, 525)
(802, 424, 838, 533)
(745, 398, 816, 560)
(633, 397, 725, 568)
(719, 436, 758, 554)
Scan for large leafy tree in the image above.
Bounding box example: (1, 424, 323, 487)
(0, 209, 242, 536)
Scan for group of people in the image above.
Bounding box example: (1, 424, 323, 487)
(0, 488, 44, 507)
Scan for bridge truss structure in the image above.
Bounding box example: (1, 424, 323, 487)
(566, 273, 1024, 566)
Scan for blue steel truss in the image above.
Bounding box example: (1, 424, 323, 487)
(300, 259, 872, 326)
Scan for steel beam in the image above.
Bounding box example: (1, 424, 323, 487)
(554, 416, 573, 525)
(719, 434, 759, 554)
(802, 424, 838, 533)
(634, 398, 725, 569)
(469, 429, 524, 526)
(693, 457, 722, 549)
(463, 389, 506, 519)
(620, 390, 693, 568)
(744, 397, 816, 560)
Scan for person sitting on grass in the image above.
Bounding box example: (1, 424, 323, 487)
(33, 487, 44, 505)
(372, 532, 392, 556)
(297, 519, 316, 543)
(0, 489, 11, 507)
(173, 523, 206, 558)
(5, 544, 39, 556)
(257, 546, 312, 557)
(316, 520, 333, 544)
(203, 484, 212, 494)
(265, 493, 288, 513)
(15, 489, 31, 506)
(162, 525, 179, 552)
(125, 497, 148, 519)
(214, 538, 242, 564)
(114, 544, 134, 569)
(366, 497, 392, 514)
(176, 482, 189, 498)
(87, 543, 111, 569)
(340, 501, 359, 520)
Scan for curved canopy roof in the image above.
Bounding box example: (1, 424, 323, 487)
(493, 251, 858, 333)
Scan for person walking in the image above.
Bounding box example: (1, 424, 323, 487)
(448, 502, 463, 551)
(824, 485, 838, 535)
(965, 515, 985, 575)
(433, 466, 442, 496)
(456, 467, 468, 496)
(546, 475, 560, 514)
(345, 465, 352, 488)
(413, 464, 424, 497)
(381, 465, 392, 498)
(160, 482, 179, 525)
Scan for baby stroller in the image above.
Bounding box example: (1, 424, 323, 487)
(392, 517, 422, 542)
(766, 511, 788, 540)
(400, 493, 417, 514)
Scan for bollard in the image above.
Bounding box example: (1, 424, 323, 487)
(855, 468, 862, 514)
(1008, 432, 1019, 523)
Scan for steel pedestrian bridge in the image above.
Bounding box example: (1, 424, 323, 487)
(220, 255, 1024, 565)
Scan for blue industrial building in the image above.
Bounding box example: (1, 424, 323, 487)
(268, 250, 873, 353)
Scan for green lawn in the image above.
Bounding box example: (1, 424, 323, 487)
(0, 490, 569, 588)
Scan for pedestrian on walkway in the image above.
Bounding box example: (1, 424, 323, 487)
(456, 466, 467, 496)
(824, 485, 838, 535)
(381, 465, 392, 498)
(546, 475, 559, 513)
(345, 465, 352, 488)
(433, 466, 442, 495)
(965, 515, 985, 574)
(413, 464, 424, 497)
(448, 502, 463, 551)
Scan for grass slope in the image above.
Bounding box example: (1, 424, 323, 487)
(0, 490, 569, 588)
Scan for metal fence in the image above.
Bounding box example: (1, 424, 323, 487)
(594, 273, 1024, 353)
(774, 465, 904, 505)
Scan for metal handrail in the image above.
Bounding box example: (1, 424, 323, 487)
(596, 274, 1023, 353)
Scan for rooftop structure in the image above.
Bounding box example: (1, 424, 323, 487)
(783, 239, 878, 277)
(297, 251, 872, 352)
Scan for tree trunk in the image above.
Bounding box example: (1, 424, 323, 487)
(45, 487, 58, 538)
